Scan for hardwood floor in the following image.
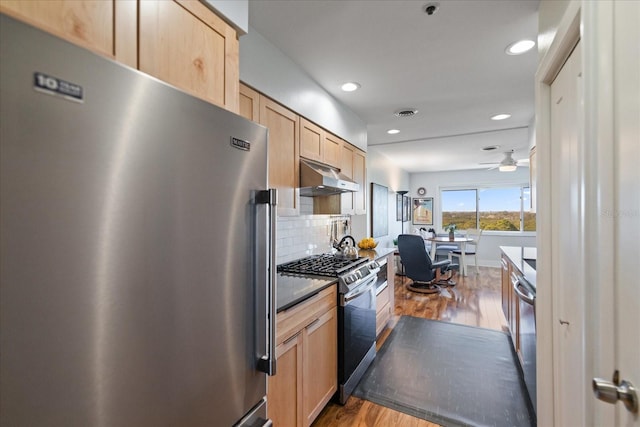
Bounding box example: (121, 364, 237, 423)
(312, 266, 507, 427)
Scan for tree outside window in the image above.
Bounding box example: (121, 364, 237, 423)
(441, 186, 536, 232)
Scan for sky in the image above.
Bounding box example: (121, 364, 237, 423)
(441, 188, 530, 212)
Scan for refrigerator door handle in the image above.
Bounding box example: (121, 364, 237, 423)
(257, 189, 277, 375)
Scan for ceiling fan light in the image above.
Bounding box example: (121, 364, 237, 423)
(499, 164, 517, 172)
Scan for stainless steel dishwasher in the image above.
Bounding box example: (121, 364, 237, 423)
(514, 275, 536, 415)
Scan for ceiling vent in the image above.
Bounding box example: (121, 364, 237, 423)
(394, 108, 418, 118)
(482, 145, 500, 151)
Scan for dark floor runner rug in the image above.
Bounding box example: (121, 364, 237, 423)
(353, 316, 534, 427)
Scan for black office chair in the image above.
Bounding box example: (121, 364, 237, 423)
(397, 234, 458, 294)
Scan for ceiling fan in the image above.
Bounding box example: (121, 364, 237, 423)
(480, 150, 528, 172)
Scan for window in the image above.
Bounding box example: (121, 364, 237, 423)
(441, 186, 536, 232)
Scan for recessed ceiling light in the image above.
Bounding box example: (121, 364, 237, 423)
(394, 108, 418, 117)
(341, 82, 361, 92)
(505, 39, 536, 55)
(491, 113, 511, 121)
(387, 129, 400, 134)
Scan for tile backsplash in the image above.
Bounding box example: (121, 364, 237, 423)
(276, 214, 350, 265)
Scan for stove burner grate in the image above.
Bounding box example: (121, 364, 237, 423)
(277, 254, 367, 277)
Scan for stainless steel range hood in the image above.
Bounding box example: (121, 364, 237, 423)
(299, 159, 359, 196)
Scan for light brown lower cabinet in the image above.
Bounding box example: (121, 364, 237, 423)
(268, 286, 337, 427)
(375, 254, 395, 337)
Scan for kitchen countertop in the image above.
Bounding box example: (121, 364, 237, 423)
(500, 246, 537, 291)
(276, 273, 336, 312)
(358, 247, 396, 261)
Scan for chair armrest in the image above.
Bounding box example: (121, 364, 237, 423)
(432, 259, 451, 269)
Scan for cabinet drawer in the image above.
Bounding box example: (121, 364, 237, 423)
(376, 284, 389, 312)
(276, 285, 337, 345)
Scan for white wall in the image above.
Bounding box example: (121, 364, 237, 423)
(409, 167, 536, 267)
(239, 28, 367, 150)
(366, 147, 411, 249)
(538, 0, 571, 61)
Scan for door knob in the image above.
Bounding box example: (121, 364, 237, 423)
(592, 370, 638, 414)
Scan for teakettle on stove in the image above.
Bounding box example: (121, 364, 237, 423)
(333, 235, 358, 259)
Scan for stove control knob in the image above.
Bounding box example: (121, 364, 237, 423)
(344, 275, 354, 284)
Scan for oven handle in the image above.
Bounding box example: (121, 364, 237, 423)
(342, 275, 377, 305)
(513, 278, 535, 306)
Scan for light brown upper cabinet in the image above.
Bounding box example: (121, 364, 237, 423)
(339, 144, 366, 215)
(1, 1, 239, 112)
(323, 132, 342, 169)
(299, 118, 341, 169)
(239, 83, 260, 122)
(352, 147, 366, 215)
(259, 96, 300, 216)
(339, 143, 355, 214)
(0, 0, 137, 67)
(299, 118, 324, 164)
(139, 0, 239, 112)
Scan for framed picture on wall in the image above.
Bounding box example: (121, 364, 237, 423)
(371, 183, 389, 238)
(412, 197, 433, 225)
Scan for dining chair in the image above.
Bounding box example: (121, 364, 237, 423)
(448, 228, 483, 275)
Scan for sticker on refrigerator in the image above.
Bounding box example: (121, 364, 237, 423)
(34, 72, 83, 102)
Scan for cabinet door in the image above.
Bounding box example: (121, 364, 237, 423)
(139, 0, 239, 112)
(299, 118, 324, 164)
(375, 285, 391, 337)
(303, 308, 337, 426)
(259, 96, 300, 216)
(0, 0, 136, 66)
(352, 148, 367, 215)
(339, 143, 355, 214)
(267, 334, 303, 427)
(501, 254, 510, 322)
(323, 132, 341, 168)
(239, 83, 260, 122)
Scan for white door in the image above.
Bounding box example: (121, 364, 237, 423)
(550, 39, 585, 427)
(589, 1, 640, 425)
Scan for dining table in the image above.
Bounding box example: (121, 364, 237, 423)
(425, 236, 475, 276)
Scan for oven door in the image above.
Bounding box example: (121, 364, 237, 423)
(338, 275, 377, 404)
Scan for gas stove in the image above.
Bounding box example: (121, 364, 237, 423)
(277, 254, 380, 294)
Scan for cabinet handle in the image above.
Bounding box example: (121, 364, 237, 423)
(306, 317, 321, 330)
(283, 332, 300, 345)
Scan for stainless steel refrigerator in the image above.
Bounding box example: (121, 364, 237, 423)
(0, 14, 276, 427)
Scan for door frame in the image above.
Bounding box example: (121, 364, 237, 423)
(536, 1, 620, 425)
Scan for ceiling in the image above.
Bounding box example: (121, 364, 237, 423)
(248, 0, 540, 173)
